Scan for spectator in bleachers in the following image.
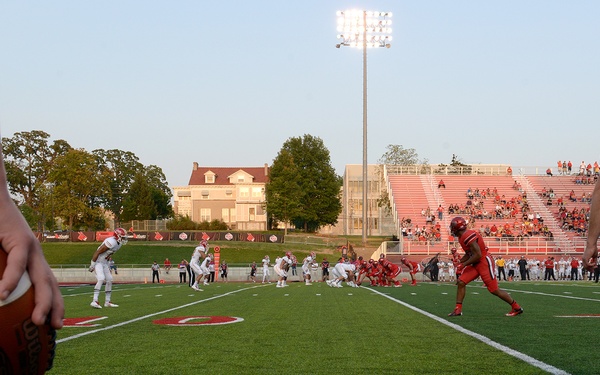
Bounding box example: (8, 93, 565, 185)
(437, 205, 444, 220)
(586, 163, 593, 176)
(579, 161, 586, 175)
(562, 161, 567, 175)
(546, 168, 553, 177)
(557, 161, 563, 175)
(466, 187, 474, 199)
(438, 179, 446, 188)
(567, 160, 573, 174)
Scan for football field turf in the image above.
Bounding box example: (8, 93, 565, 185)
(55, 280, 600, 374)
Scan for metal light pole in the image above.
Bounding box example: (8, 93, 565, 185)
(336, 10, 392, 246)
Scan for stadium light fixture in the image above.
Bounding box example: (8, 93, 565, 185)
(336, 9, 392, 246)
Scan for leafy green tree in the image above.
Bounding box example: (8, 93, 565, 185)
(378, 144, 420, 165)
(144, 165, 173, 219)
(121, 172, 156, 221)
(1, 130, 71, 230)
(48, 149, 110, 230)
(121, 167, 173, 221)
(166, 215, 200, 230)
(267, 135, 342, 233)
(93, 149, 143, 226)
(265, 149, 303, 234)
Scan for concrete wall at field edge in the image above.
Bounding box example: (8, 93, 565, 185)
(51, 267, 424, 284)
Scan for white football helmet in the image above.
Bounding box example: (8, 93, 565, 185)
(114, 228, 127, 244)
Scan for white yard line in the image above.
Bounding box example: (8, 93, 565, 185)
(368, 287, 570, 375)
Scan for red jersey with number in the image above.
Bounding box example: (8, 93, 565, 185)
(458, 229, 489, 259)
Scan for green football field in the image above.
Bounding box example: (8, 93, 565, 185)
(53, 280, 600, 375)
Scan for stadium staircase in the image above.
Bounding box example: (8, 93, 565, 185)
(515, 175, 572, 251)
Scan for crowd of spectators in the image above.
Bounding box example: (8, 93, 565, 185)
(538, 184, 592, 237)
(547, 160, 599, 181)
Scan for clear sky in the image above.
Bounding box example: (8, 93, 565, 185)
(1, 1, 599, 187)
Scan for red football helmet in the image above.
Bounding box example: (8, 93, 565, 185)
(450, 217, 467, 236)
(451, 247, 458, 254)
(401, 257, 408, 264)
(113, 228, 127, 243)
(285, 251, 292, 258)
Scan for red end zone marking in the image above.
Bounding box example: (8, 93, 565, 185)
(153, 316, 244, 326)
(556, 314, 600, 318)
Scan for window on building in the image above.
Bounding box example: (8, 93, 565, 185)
(249, 207, 255, 221)
(251, 188, 262, 198)
(200, 208, 211, 222)
(205, 174, 215, 183)
(237, 174, 245, 183)
(222, 208, 229, 223)
(201, 190, 209, 200)
(240, 187, 249, 197)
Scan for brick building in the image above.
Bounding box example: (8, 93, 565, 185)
(172, 162, 269, 231)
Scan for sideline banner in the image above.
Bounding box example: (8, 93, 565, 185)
(38, 230, 285, 243)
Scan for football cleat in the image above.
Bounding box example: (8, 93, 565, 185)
(448, 309, 462, 317)
(104, 302, 119, 308)
(505, 307, 524, 317)
(90, 301, 102, 309)
(191, 285, 203, 292)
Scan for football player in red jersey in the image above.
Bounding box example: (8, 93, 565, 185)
(448, 217, 523, 317)
(378, 255, 402, 287)
(354, 256, 368, 285)
(400, 257, 421, 286)
(451, 247, 464, 278)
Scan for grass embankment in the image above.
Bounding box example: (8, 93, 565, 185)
(41, 235, 387, 267)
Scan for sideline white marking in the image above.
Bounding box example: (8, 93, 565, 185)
(502, 288, 600, 303)
(57, 284, 269, 344)
(368, 288, 570, 375)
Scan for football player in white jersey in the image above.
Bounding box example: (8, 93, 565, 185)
(327, 260, 357, 288)
(262, 255, 271, 283)
(274, 252, 293, 288)
(190, 240, 209, 291)
(89, 228, 128, 308)
(302, 252, 317, 285)
(199, 254, 212, 286)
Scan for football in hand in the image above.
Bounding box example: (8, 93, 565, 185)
(0, 247, 56, 374)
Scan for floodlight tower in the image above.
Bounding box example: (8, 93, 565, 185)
(336, 10, 392, 246)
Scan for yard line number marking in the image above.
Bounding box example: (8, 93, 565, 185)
(57, 284, 269, 344)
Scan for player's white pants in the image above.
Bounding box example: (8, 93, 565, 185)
(331, 264, 347, 280)
(94, 262, 113, 290)
(191, 262, 202, 276)
(274, 265, 287, 278)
